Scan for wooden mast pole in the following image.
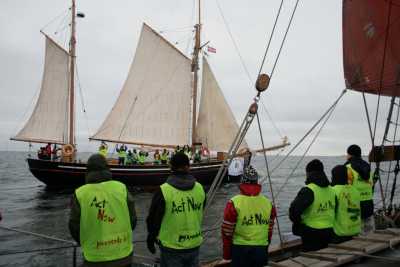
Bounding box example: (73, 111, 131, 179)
(69, 0, 76, 146)
(191, 0, 201, 148)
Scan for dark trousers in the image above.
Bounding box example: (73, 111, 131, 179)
(160, 247, 199, 267)
(231, 245, 268, 267)
(300, 226, 333, 252)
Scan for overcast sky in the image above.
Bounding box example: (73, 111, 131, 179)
(0, 0, 391, 155)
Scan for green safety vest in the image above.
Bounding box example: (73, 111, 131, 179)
(332, 184, 361, 237)
(160, 153, 168, 161)
(158, 182, 205, 249)
(118, 149, 127, 158)
(138, 154, 146, 164)
(76, 180, 132, 262)
(301, 183, 335, 229)
(346, 164, 373, 202)
(99, 148, 108, 158)
(231, 194, 272, 246)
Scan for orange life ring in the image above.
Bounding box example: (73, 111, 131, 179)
(62, 144, 74, 157)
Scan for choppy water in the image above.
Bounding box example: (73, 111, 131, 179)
(0, 151, 397, 266)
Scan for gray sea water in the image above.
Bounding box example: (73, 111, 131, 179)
(0, 151, 397, 266)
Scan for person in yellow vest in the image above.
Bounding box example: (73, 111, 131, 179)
(98, 141, 108, 158)
(160, 149, 169, 164)
(330, 165, 361, 243)
(146, 152, 205, 267)
(153, 149, 161, 164)
(221, 165, 276, 267)
(69, 154, 137, 267)
(289, 159, 335, 251)
(116, 144, 127, 165)
(345, 144, 374, 235)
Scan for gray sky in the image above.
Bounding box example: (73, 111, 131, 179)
(0, 0, 391, 155)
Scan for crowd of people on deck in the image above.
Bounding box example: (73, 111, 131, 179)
(62, 143, 374, 267)
(37, 143, 61, 160)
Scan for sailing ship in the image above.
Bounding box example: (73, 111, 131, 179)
(10, 0, 254, 188)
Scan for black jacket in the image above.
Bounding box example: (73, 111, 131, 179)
(146, 172, 206, 248)
(345, 157, 374, 219)
(289, 170, 334, 251)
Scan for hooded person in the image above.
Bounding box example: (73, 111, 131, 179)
(146, 152, 206, 267)
(221, 165, 276, 267)
(289, 159, 335, 251)
(331, 165, 361, 243)
(345, 144, 374, 234)
(68, 153, 137, 267)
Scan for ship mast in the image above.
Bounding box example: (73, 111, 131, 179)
(68, 0, 76, 145)
(191, 0, 201, 147)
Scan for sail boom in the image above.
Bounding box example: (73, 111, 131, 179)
(10, 137, 66, 145)
(89, 137, 178, 149)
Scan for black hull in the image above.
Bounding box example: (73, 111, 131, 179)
(27, 158, 235, 188)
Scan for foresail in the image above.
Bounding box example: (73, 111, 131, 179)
(343, 0, 400, 96)
(195, 58, 247, 152)
(12, 36, 70, 144)
(91, 24, 192, 147)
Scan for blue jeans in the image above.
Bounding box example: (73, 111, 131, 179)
(160, 247, 199, 267)
(231, 245, 268, 267)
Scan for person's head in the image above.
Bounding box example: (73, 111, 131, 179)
(155, 149, 159, 153)
(163, 149, 167, 153)
(306, 159, 324, 174)
(347, 144, 361, 160)
(241, 165, 259, 184)
(86, 153, 112, 183)
(331, 165, 348, 186)
(170, 152, 190, 173)
(133, 149, 137, 153)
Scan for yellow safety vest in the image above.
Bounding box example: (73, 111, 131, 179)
(332, 184, 361, 237)
(158, 182, 205, 249)
(76, 180, 132, 262)
(346, 164, 373, 202)
(99, 148, 108, 158)
(301, 183, 335, 229)
(231, 194, 272, 246)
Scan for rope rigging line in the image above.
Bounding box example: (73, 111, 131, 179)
(256, 111, 284, 245)
(75, 64, 92, 138)
(384, 97, 400, 200)
(270, 90, 347, 175)
(40, 8, 70, 32)
(257, 0, 284, 77)
(214, 0, 286, 140)
(273, 95, 339, 199)
(269, 0, 301, 79)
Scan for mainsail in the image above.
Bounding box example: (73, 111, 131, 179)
(91, 24, 192, 147)
(12, 36, 70, 144)
(195, 58, 247, 151)
(343, 0, 400, 96)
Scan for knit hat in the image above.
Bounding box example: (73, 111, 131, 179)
(347, 144, 361, 157)
(170, 152, 190, 172)
(331, 165, 348, 186)
(241, 165, 259, 184)
(85, 153, 112, 183)
(305, 159, 324, 173)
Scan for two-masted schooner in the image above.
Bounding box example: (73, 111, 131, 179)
(11, 0, 246, 188)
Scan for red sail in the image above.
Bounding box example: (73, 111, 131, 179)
(343, 0, 400, 97)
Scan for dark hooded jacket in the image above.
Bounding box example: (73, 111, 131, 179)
(345, 157, 374, 219)
(146, 172, 206, 251)
(289, 169, 334, 251)
(68, 156, 137, 266)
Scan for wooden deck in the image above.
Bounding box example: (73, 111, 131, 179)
(270, 228, 400, 267)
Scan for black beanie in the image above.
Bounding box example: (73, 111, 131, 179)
(170, 152, 190, 171)
(347, 144, 361, 157)
(86, 153, 112, 183)
(331, 165, 348, 186)
(306, 159, 324, 173)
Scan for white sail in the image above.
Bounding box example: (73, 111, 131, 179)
(91, 23, 192, 147)
(195, 58, 247, 151)
(12, 36, 70, 144)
